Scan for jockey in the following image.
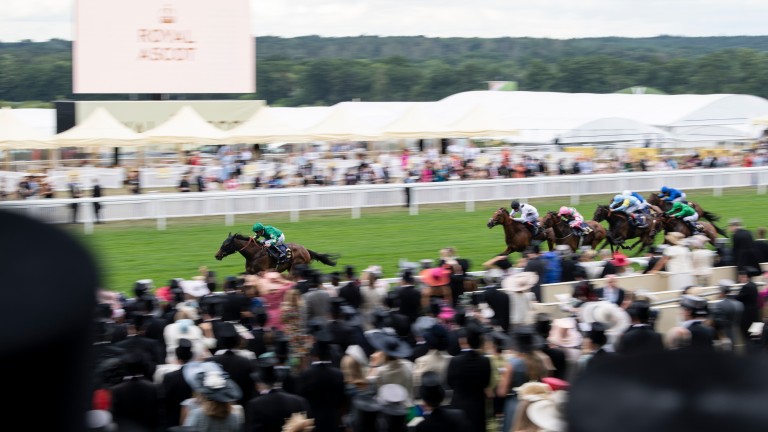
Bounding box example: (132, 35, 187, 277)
(610, 194, 647, 227)
(622, 190, 650, 213)
(558, 206, 592, 236)
(252, 222, 288, 263)
(664, 202, 701, 235)
(510, 200, 542, 236)
(658, 186, 686, 203)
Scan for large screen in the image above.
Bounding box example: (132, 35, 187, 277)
(74, 0, 255, 94)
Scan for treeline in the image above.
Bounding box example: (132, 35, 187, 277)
(1, 36, 768, 105)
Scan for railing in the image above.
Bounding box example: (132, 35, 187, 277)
(2, 166, 767, 234)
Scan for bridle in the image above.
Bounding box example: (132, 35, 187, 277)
(239, 236, 256, 251)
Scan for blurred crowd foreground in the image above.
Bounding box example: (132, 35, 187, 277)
(4, 209, 768, 432)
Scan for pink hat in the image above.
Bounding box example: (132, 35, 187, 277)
(438, 306, 455, 321)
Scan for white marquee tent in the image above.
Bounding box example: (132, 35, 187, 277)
(55, 107, 145, 147)
(0, 107, 55, 149)
(142, 106, 228, 145)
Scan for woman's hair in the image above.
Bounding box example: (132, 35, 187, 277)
(340, 355, 366, 388)
(201, 398, 232, 419)
(518, 351, 546, 382)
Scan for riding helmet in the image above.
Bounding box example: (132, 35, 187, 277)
(613, 194, 624, 202)
(558, 206, 570, 216)
(252, 223, 264, 232)
(510, 200, 520, 210)
(661, 186, 669, 193)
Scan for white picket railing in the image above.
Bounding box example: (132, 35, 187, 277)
(2, 166, 766, 234)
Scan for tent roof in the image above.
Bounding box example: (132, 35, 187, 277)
(143, 106, 228, 144)
(55, 107, 145, 147)
(0, 107, 55, 149)
(226, 106, 333, 143)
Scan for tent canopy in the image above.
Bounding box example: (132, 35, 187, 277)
(142, 106, 228, 144)
(0, 107, 56, 149)
(55, 107, 145, 147)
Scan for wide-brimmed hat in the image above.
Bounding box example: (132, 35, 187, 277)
(249, 353, 280, 384)
(548, 317, 582, 348)
(688, 234, 709, 249)
(345, 344, 368, 367)
(366, 331, 413, 359)
(579, 301, 631, 339)
(180, 280, 210, 298)
(609, 253, 630, 267)
(412, 316, 437, 338)
(665, 232, 686, 246)
(515, 381, 552, 401)
(377, 384, 409, 416)
(527, 390, 568, 432)
(419, 267, 451, 287)
(362, 265, 383, 277)
(502, 271, 539, 292)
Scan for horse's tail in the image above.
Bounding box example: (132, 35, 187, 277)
(710, 222, 728, 237)
(701, 210, 720, 222)
(308, 250, 340, 267)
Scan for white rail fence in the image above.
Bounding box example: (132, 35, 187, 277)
(2, 167, 766, 234)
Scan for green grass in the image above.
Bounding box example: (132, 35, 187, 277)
(66, 187, 767, 295)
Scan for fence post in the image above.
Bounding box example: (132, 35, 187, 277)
(290, 195, 300, 222)
(570, 181, 580, 205)
(157, 199, 166, 230)
(409, 186, 418, 216)
(352, 191, 361, 219)
(83, 198, 94, 235)
(224, 196, 234, 226)
(713, 186, 722, 197)
(465, 186, 475, 212)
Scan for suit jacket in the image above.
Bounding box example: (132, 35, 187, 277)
(483, 286, 510, 333)
(160, 365, 193, 428)
(685, 320, 716, 351)
(600, 260, 618, 278)
(616, 325, 664, 356)
(396, 284, 422, 324)
(523, 257, 546, 301)
(596, 287, 626, 306)
(245, 389, 310, 432)
(298, 362, 346, 432)
(736, 281, 760, 335)
(416, 406, 472, 432)
(732, 228, 759, 274)
(302, 289, 331, 327)
(446, 350, 491, 432)
(213, 350, 255, 406)
(110, 377, 161, 431)
(338, 280, 363, 309)
(221, 291, 251, 322)
(711, 297, 743, 344)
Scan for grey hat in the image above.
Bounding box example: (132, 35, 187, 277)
(680, 294, 708, 317)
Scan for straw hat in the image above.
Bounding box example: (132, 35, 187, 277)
(502, 271, 539, 292)
(515, 381, 552, 401)
(579, 301, 631, 339)
(527, 390, 568, 432)
(665, 232, 686, 246)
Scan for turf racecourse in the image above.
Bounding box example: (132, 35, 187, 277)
(66, 187, 767, 295)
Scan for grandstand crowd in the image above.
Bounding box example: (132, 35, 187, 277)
(88, 222, 768, 432)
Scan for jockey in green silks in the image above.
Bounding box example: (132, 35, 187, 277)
(664, 202, 701, 235)
(252, 223, 288, 263)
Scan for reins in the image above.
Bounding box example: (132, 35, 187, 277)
(239, 236, 255, 251)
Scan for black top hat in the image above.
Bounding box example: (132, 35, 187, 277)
(250, 353, 280, 384)
(420, 371, 445, 406)
(176, 338, 193, 362)
(215, 322, 240, 349)
(512, 327, 536, 353)
(366, 331, 413, 359)
(424, 324, 449, 351)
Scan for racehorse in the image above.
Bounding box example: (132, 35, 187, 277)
(593, 205, 658, 255)
(657, 214, 726, 246)
(646, 193, 721, 223)
(541, 211, 607, 252)
(487, 207, 554, 255)
(214, 233, 339, 274)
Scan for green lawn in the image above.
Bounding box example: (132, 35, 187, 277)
(66, 187, 767, 295)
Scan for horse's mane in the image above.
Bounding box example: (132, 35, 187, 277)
(232, 233, 251, 240)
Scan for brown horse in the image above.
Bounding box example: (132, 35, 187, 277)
(487, 207, 554, 255)
(541, 211, 607, 252)
(593, 205, 659, 255)
(646, 193, 721, 223)
(214, 233, 339, 274)
(657, 215, 726, 245)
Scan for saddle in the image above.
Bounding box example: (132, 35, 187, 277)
(632, 214, 649, 228)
